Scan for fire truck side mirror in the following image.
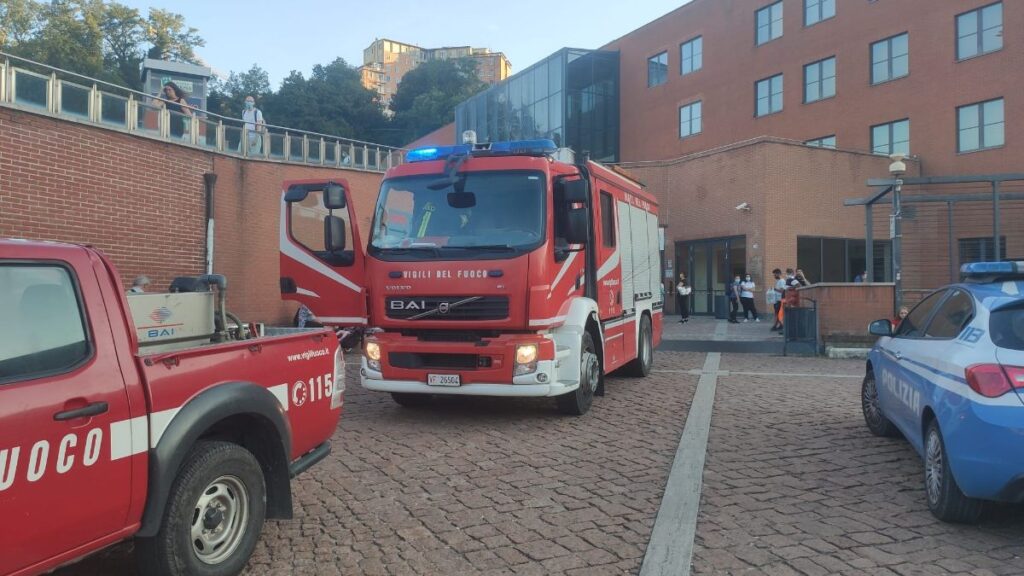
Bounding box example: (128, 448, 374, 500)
(324, 215, 347, 252)
(564, 208, 589, 245)
(558, 178, 588, 203)
(324, 183, 347, 210)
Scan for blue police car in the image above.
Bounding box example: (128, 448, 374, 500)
(863, 261, 1024, 523)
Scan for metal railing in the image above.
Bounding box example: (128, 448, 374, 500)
(0, 52, 404, 172)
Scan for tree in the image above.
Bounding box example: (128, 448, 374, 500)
(145, 8, 204, 63)
(208, 64, 272, 118)
(0, 0, 42, 50)
(389, 58, 487, 143)
(13, 0, 107, 78)
(101, 2, 145, 88)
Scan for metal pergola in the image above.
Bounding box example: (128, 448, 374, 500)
(845, 173, 1024, 311)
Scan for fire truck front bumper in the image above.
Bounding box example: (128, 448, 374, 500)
(360, 357, 575, 397)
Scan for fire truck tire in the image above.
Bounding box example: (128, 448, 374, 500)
(623, 314, 653, 377)
(557, 332, 598, 415)
(391, 392, 433, 407)
(136, 440, 266, 576)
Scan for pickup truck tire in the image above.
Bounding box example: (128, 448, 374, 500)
(556, 332, 598, 416)
(391, 392, 432, 407)
(136, 441, 266, 576)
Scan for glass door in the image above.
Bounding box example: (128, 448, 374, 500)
(676, 236, 747, 315)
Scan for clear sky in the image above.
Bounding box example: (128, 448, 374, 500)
(118, 0, 691, 85)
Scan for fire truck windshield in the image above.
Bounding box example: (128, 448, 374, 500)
(369, 170, 546, 259)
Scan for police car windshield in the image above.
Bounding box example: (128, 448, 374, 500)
(370, 170, 545, 252)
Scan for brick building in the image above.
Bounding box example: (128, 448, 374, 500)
(453, 0, 1021, 313)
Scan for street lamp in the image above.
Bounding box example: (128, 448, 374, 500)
(889, 154, 906, 314)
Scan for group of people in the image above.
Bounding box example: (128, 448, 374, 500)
(155, 82, 265, 153)
(673, 267, 811, 332)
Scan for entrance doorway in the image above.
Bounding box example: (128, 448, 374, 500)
(676, 236, 746, 315)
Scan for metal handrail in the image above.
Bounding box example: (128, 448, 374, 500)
(0, 51, 403, 171)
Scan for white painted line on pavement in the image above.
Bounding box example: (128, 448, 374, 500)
(712, 321, 728, 341)
(653, 369, 861, 379)
(640, 352, 720, 576)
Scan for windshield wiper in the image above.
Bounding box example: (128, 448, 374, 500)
(450, 244, 516, 252)
(377, 245, 441, 257)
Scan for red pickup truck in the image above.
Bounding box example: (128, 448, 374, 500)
(0, 240, 344, 576)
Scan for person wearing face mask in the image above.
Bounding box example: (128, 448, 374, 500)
(740, 274, 759, 322)
(726, 275, 741, 323)
(241, 95, 266, 155)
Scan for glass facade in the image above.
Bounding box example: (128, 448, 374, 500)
(455, 48, 620, 162)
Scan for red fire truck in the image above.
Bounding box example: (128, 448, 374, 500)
(280, 138, 662, 415)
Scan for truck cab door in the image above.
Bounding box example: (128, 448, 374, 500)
(0, 253, 134, 575)
(280, 179, 368, 326)
(596, 190, 625, 369)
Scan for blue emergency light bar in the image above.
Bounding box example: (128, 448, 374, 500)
(405, 139, 558, 163)
(961, 261, 1024, 277)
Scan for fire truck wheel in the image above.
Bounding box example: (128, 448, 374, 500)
(391, 392, 433, 407)
(136, 441, 266, 576)
(557, 332, 599, 415)
(623, 314, 653, 377)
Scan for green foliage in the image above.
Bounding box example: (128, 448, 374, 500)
(207, 64, 271, 118)
(389, 58, 487, 144)
(0, 0, 203, 88)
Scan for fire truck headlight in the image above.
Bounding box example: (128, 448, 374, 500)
(514, 344, 538, 376)
(515, 344, 538, 365)
(365, 342, 381, 361)
(365, 342, 382, 371)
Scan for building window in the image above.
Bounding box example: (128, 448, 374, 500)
(805, 135, 836, 148)
(680, 37, 703, 76)
(756, 74, 783, 117)
(960, 236, 1006, 263)
(756, 1, 784, 45)
(870, 33, 909, 84)
(958, 98, 1004, 153)
(804, 56, 836, 103)
(804, 0, 835, 26)
(871, 119, 910, 155)
(957, 2, 1002, 60)
(679, 101, 702, 139)
(797, 237, 893, 283)
(648, 51, 668, 87)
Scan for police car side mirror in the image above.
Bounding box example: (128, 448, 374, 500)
(869, 319, 893, 337)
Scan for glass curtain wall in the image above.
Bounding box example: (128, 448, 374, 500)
(455, 48, 619, 162)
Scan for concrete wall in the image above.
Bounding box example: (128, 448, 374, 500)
(0, 106, 383, 324)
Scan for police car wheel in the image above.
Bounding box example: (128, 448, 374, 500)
(924, 422, 984, 524)
(557, 332, 598, 415)
(136, 441, 266, 576)
(861, 371, 899, 437)
(623, 314, 654, 377)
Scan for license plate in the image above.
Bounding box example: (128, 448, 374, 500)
(427, 374, 461, 387)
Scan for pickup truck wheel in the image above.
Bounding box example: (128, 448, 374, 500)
(623, 314, 654, 377)
(924, 421, 984, 523)
(391, 392, 432, 407)
(136, 441, 266, 576)
(556, 332, 598, 416)
(862, 371, 899, 437)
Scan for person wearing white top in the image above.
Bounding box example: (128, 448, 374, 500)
(740, 275, 759, 321)
(241, 95, 265, 155)
(676, 272, 691, 323)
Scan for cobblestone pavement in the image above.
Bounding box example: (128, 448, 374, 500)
(58, 352, 702, 576)
(691, 354, 1024, 576)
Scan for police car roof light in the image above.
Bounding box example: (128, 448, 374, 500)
(961, 261, 1024, 277)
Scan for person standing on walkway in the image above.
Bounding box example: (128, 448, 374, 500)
(770, 268, 785, 331)
(157, 82, 192, 139)
(241, 95, 266, 155)
(676, 272, 691, 323)
(740, 274, 759, 322)
(726, 275, 741, 324)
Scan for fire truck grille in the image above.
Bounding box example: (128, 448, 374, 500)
(385, 296, 509, 321)
(389, 352, 491, 370)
